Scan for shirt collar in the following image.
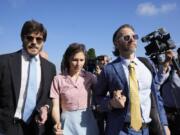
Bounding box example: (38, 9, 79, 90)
(119, 55, 138, 67)
(63, 69, 86, 78)
(21, 49, 40, 62)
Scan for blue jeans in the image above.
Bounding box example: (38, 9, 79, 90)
(119, 127, 149, 135)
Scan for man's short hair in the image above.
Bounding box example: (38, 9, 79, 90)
(112, 24, 135, 45)
(21, 19, 47, 42)
(96, 55, 108, 61)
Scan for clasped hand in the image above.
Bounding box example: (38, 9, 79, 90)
(35, 106, 48, 126)
(53, 123, 63, 135)
(109, 90, 126, 109)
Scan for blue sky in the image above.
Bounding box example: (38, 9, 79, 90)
(0, 0, 180, 71)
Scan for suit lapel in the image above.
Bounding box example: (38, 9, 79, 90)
(37, 57, 46, 99)
(9, 50, 22, 104)
(112, 57, 128, 93)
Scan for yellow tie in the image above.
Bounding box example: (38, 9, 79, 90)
(129, 62, 142, 131)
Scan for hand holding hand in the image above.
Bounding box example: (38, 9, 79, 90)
(53, 123, 63, 135)
(109, 90, 126, 109)
(35, 106, 48, 126)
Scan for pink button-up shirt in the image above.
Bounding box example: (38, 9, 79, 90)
(50, 70, 96, 112)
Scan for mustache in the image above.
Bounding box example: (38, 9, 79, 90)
(28, 44, 39, 49)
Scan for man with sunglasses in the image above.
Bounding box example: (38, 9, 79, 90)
(95, 24, 171, 135)
(0, 20, 56, 135)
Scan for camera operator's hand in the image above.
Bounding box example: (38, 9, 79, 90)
(95, 65, 101, 75)
(161, 50, 175, 73)
(109, 90, 126, 109)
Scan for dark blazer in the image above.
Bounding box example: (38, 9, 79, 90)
(0, 50, 56, 135)
(95, 57, 168, 135)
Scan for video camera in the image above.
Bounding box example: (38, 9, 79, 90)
(141, 28, 180, 74)
(141, 28, 176, 56)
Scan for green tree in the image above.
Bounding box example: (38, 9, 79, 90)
(85, 48, 96, 72)
(87, 48, 96, 59)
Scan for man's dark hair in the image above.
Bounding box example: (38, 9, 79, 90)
(112, 24, 135, 56)
(21, 19, 47, 41)
(96, 55, 108, 61)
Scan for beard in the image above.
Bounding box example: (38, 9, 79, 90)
(119, 43, 137, 55)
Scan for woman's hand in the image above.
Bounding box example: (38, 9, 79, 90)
(53, 123, 63, 135)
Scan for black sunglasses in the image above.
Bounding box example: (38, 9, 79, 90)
(119, 34, 139, 42)
(25, 35, 44, 44)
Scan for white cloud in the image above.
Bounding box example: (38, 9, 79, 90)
(136, 2, 177, 16)
(160, 3, 177, 13)
(137, 2, 158, 16)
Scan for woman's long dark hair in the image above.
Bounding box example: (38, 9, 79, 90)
(61, 43, 87, 74)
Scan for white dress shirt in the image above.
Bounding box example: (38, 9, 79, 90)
(120, 56, 152, 123)
(14, 50, 41, 119)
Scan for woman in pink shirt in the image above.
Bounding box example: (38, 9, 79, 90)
(50, 43, 99, 135)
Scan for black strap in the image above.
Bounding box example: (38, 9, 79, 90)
(138, 57, 164, 134)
